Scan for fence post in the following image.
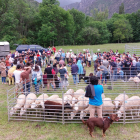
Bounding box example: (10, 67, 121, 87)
(123, 91, 126, 125)
(62, 91, 64, 124)
(7, 89, 9, 122)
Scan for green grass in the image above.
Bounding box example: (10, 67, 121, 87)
(55, 43, 140, 54)
(2, 43, 140, 140)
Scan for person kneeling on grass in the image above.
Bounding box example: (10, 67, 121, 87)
(85, 76, 104, 118)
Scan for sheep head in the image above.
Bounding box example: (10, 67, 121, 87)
(73, 103, 79, 111)
(116, 111, 122, 118)
(114, 101, 121, 109)
(31, 103, 37, 109)
(20, 108, 26, 116)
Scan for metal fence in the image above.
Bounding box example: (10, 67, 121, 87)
(125, 44, 140, 56)
(7, 75, 140, 124)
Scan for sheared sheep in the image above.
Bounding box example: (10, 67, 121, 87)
(71, 97, 89, 119)
(64, 94, 73, 104)
(114, 94, 129, 109)
(10, 94, 26, 116)
(31, 94, 49, 109)
(73, 89, 85, 99)
(65, 89, 74, 96)
(20, 93, 37, 116)
(117, 96, 140, 119)
(102, 98, 115, 115)
(80, 98, 114, 119)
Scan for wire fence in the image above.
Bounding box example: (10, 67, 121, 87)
(7, 75, 140, 124)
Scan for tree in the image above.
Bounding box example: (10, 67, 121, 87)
(113, 19, 133, 43)
(91, 8, 109, 21)
(81, 27, 100, 45)
(119, 3, 125, 14)
(69, 8, 86, 45)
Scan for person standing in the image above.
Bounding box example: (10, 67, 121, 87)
(44, 63, 56, 91)
(32, 65, 42, 94)
(77, 60, 84, 82)
(47, 49, 51, 63)
(0, 61, 7, 84)
(85, 76, 104, 118)
(71, 61, 79, 85)
(13, 64, 23, 96)
(59, 64, 67, 89)
(66, 51, 70, 64)
(52, 46, 56, 54)
(20, 66, 31, 95)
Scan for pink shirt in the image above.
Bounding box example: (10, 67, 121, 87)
(111, 56, 116, 62)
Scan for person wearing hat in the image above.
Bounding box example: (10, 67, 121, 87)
(96, 67, 102, 85)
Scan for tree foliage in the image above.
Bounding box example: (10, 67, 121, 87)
(0, 0, 139, 49)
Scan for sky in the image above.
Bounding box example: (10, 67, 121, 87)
(35, 0, 81, 7)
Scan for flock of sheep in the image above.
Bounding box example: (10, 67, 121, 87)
(10, 89, 140, 120)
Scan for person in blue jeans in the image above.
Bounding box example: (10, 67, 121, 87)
(71, 61, 79, 84)
(32, 65, 42, 94)
(99, 64, 108, 85)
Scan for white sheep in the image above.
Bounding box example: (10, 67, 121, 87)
(117, 96, 140, 119)
(102, 98, 115, 115)
(114, 94, 129, 109)
(71, 97, 89, 119)
(73, 89, 85, 99)
(20, 93, 37, 116)
(40, 95, 59, 108)
(102, 93, 105, 99)
(80, 98, 114, 119)
(65, 89, 74, 96)
(64, 94, 73, 104)
(10, 94, 26, 116)
(31, 94, 49, 109)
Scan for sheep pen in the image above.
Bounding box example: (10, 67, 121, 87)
(7, 87, 140, 124)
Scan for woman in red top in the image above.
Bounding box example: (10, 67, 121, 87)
(37, 53, 40, 57)
(5, 56, 11, 70)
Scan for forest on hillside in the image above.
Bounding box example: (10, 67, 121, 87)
(0, 0, 140, 49)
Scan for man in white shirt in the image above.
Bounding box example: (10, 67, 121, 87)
(13, 64, 23, 96)
(66, 51, 70, 63)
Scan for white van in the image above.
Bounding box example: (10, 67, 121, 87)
(0, 42, 10, 58)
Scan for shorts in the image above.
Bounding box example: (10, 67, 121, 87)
(47, 79, 55, 84)
(15, 83, 23, 90)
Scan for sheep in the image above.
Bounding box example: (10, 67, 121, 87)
(114, 94, 129, 109)
(41, 100, 72, 120)
(73, 89, 85, 99)
(64, 94, 73, 104)
(102, 98, 115, 115)
(80, 98, 114, 119)
(20, 93, 37, 116)
(31, 94, 49, 109)
(116, 96, 140, 119)
(102, 93, 105, 99)
(10, 94, 26, 116)
(71, 97, 89, 119)
(65, 89, 74, 96)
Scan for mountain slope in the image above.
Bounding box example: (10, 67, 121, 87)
(64, 0, 140, 18)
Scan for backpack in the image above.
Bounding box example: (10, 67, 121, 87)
(52, 69, 56, 75)
(37, 72, 41, 80)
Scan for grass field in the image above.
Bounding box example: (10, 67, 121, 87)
(1, 43, 140, 140)
(55, 43, 140, 54)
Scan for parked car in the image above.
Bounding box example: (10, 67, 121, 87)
(0, 42, 10, 58)
(16, 44, 48, 54)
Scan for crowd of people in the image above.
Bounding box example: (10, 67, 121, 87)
(0, 47, 140, 95)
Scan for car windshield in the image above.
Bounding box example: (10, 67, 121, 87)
(17, 45, 28, 50)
